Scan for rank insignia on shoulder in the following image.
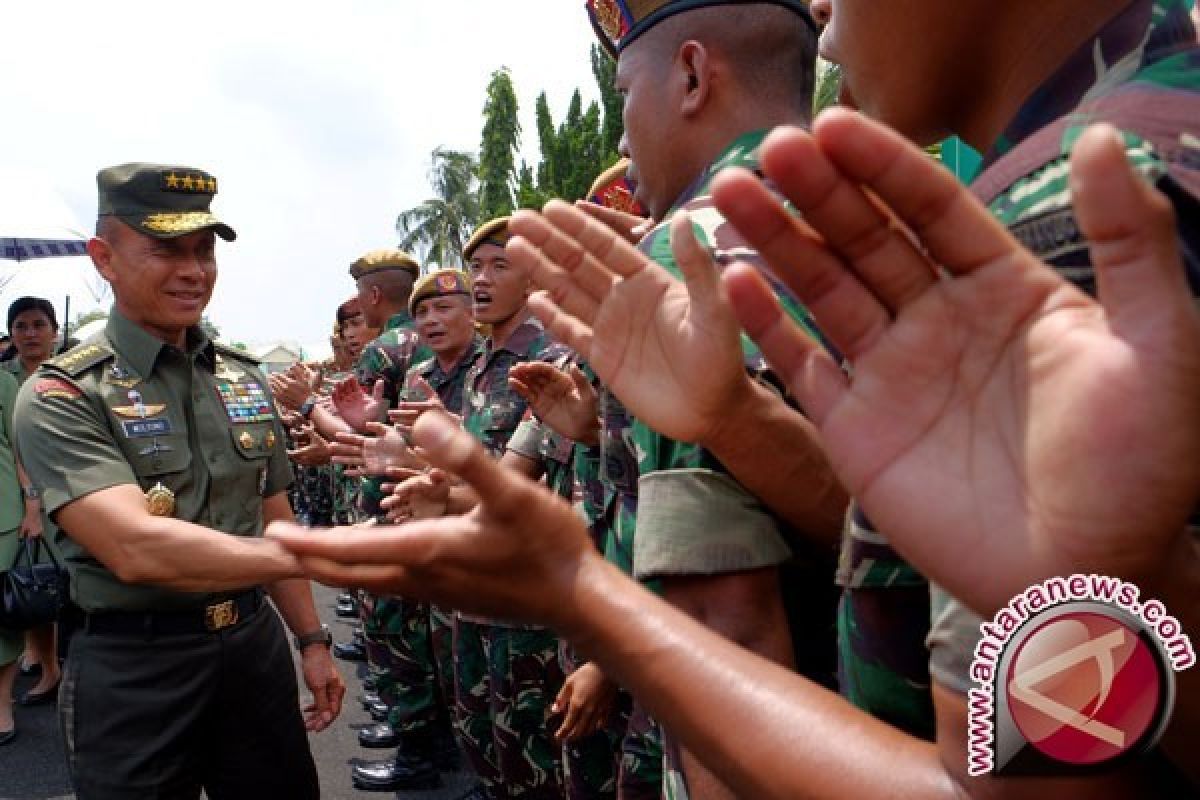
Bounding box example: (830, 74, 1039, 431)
(145, 482, 175, 517)
(34, 378, 81, 400)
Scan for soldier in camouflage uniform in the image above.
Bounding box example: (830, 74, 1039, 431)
(317, 249, 452, 793)
(453, 217, 569, 799)
(582, 3, 836, 796)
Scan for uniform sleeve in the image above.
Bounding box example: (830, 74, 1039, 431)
(506, 416, 544, 462)
(13, 373, 138, 516)
(925, 583, 981, 695)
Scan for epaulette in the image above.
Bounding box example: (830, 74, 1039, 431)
(213, 342, 262, 365)
(46, 340, 114, 377)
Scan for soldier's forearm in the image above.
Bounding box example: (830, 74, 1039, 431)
(266, 577, 323, 638)
(561, 555, 953, 800)
(702, 379, 847, 546)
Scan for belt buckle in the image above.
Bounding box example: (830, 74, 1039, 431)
(205, 599, 239, 631)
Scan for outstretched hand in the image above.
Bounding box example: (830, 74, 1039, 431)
(507, 205, 754, 445)
(712, 112, 1200, 612)
(509, 361, 600, 444)
(268, 411, 602, 627)
(332, 377, 388, 434)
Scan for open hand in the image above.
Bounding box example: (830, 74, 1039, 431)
(712, 112, 1200, 612)
(508, 361, 600, 444)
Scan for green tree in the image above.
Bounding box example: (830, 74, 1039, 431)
(396, 148, 481, 268)
(478, 68, 521, 220)
(813, 59, 842, 116)
(591, 44, 622, 158)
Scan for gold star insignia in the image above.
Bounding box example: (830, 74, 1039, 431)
(165, 172, 180, 189)
(206, 177, 217, 192)
(181, 175, 195, 190)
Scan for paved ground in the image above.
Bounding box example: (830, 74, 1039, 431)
(0, 585, 480, 800)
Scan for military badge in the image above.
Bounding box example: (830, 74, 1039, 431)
(239, 431, 255, 449)
(216, 380, 274, 424)
(145, 482, 175, 516)
(214, 356, 245, 382)
(123, 418, 173, 438)
(436, 273, 459, 291)
(588, 0, 630, 44)
(264, 430, 276, 448)
(104, 363, 141, 389)
(34, 378, 81, 400)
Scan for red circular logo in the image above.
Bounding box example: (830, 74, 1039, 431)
(1005, 611, 1163, 766)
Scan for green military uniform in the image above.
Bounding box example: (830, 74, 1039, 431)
(401, 272, 483, 754)
(13, 162, 318, 799)
(923, 2, 1200, 785)
(454, 219, 569, 798)
(345, 250, 453, 780)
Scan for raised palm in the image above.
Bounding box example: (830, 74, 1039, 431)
(713, 112, 1200, 612)
(507, 205, 750, 445)
(508, 361, 600, 444)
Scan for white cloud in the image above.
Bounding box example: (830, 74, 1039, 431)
(0, 0, 602, 346)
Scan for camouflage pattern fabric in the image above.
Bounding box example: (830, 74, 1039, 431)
(838, 1, 1200, 747)
(455, 315, 568, 796)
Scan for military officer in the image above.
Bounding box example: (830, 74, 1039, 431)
(13, 163, 344, 800)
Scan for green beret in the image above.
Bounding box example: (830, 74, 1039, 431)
(586, 0, 816, 55)
(463, 217, 510, 262)
(349, 249, 420, 280)
(97, 162, 236, 241)
(410, 268, 472, 314)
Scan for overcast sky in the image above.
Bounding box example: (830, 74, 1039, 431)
(0, 1, 601, 358)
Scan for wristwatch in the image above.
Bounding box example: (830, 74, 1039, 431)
(21, 486, 39, 500)
(294, 624, 332, 651)
(298, 396, 316, 419)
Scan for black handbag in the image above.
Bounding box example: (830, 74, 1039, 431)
(0, 537, 69, 630)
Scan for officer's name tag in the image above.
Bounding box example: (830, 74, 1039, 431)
(122, 418, 173, 438)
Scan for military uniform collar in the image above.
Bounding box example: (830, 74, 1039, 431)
(104, 308, 214, 376)
(383, 311, 416, 333)
(666, 129, 769, 217)
(491, 314, 546, 358)
(985, 0, 1192, 165)
(423, 335, 483, 381)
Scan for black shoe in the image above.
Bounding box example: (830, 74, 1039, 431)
(332, 641, 367, 662)
(368, 700, 391, 722)
(18, 660, 40, 677)
(362, 675, 378, 692)
(18, 682, 59, 706)
(358, 722, 400, 749)
(351, 752, 440, 791)
(335, 599, 358, 618)
(359, 692, 382, 710)
(453, 787, 492, 800)
(0, 729, 16, 747)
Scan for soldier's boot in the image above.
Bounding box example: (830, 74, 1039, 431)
(351, 742, 441, 792)
(358, 722, 400, 749)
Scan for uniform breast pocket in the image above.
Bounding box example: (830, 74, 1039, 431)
(228, 424, 275, 499)
(484, 390, 526, 434)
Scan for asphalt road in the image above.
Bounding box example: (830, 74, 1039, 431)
(0, 584, 481, 800)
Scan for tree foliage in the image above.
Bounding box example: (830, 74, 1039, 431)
(478, 68, 521, 220)
(396, 148, 481, 268)
(518, 45, 623, 209)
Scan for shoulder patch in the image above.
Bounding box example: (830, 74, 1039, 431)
(48, 341, 114, 377)
(33, 376, 83, 400)
(213, 342, 262, 365)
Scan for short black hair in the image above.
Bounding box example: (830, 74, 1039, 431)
(7, 296, 58, 332)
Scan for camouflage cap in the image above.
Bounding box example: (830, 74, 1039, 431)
(463, 216, 510, 262)
(349, 249, 420, 280)
(586, 0, 816, 55)
(586, 157, 647, 216)
(97, 162, 236, 241)
(410, 268, 472, 314)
